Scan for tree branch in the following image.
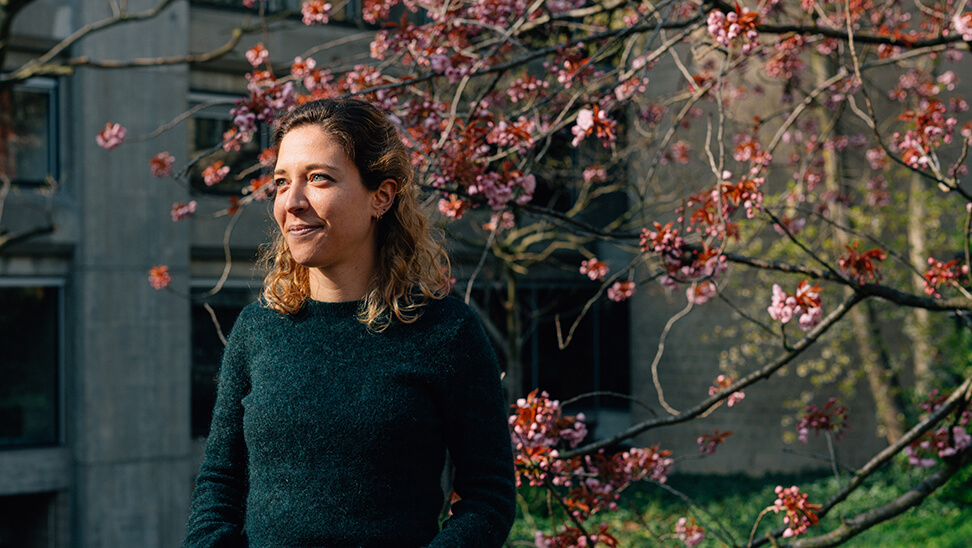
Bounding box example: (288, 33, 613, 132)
(559, 293, 863, 458)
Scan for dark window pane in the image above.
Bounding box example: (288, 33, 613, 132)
(0, 492, 62, 548)
(469, 282, 630, 411)
(191, 288, 258, 437)
(0, 85, 55, 184)
(187, 115, 263, 195)
(0, 286, 59, 447)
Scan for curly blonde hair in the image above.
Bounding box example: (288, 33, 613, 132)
(259, 98, 450, 330)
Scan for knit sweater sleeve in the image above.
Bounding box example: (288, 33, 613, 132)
(183, 306, 253, 548)
(428, 306, 516, 548)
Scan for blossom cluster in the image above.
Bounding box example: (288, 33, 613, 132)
(579, 258, 609, 281)
(923, 256, 969, 297)
(706, 6, 760, 54)
(510, 390, 673, 544)
(697, 429, 733, 455)
(170, 201, 197, 222)
(892, 99, 957, 169)
(767, 280, 823, 331)
(301, 0, 331, 25)
(708, 374, 745, 407)
(534, 523, 618, 548)
(147, 265, 171, 290)
(149, 152, 175, 178)
(202, 161, 231, 187)
(906, 426, 972, 467)
(673, 517, 705, 547)
(772, 485, 821, 538)
(796, 397, 849, 443)
(96, 122, 126, 150)
(607, 280, 635, 302)
(838, 242, 887, 285)
(905, 390, 972, 467)
(571, 106, 617, 148)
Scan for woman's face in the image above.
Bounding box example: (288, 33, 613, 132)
(273, 124, 380, 281)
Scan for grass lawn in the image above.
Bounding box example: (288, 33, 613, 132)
(508, 461, 972, 547)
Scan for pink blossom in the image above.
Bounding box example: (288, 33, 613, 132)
(659, 275, 679, 292)
(796, 398, 848, 443)
(291, 56, 317, 79)
(430, 54, 451, 74)
(486, 117, 536, 150)
(203, 161, 230, 186)
(768, 280, 822, 331)
(148, 265, 172, 290)
(437, 195, 466, 220)
(583, 165, 607, 183)
(483, 211, 516, 232)
(546, 0, 584, 13)
(772, 485, 820, 538)
(953, 12, 972, 41)
(245, 43, 269, 67)
(506, 74, 548, 103)
(149, 152, 175, 177)
(301, 0, 331, 25)
(865, 147, 888, 170)
(579, 258, 609, 281)
(697, 430, 732, 456)
(608, 280, 636, 302)
(706, 7, 760, 54)
(96, 122, 126, 150)
(923, 256, 970, 297)
(614, 76, 648, 101)
(170, 201, 197, 222)
(674, 517, 705, 547)
(686, 280, 717, 305)
(709, 374, 745, 406)
(571, 106, 617, 147)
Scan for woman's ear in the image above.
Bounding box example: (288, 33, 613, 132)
(373, 178, 398, 217)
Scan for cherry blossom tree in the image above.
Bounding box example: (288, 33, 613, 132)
(6, 0, 972, 545)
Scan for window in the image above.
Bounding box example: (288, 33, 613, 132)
(0, 78, 58, 185)
(191, 286, 260, 437)
(0, 283, 61, 448)
(0, 492, 65, 548)
(187, 94, 268, 195)
(472, 282, 631, 409)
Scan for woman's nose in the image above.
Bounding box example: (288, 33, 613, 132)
(285, 182, 308, 212)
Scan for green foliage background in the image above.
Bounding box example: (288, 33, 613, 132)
(509, 461, 972, 547)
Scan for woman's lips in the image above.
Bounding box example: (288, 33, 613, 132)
(288, 225, 321, 237)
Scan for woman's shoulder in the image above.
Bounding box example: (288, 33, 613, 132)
(418, 294, 478, 326)
(226, 299, 282, 336)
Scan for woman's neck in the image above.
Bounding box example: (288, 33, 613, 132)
(308, 265, 374, 302)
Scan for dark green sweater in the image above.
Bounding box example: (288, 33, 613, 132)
(183, 296, 516, 547)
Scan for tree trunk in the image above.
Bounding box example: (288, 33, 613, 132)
(814, 54, 905, 443)
(908, 172, 934, 395)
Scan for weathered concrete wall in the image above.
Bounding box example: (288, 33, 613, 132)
(68, 0, 194, 546)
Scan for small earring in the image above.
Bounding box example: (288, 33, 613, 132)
(375, 210, 383, 221)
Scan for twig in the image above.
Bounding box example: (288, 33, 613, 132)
(650, 298, 694, 415)
(202, 303, 228, 347)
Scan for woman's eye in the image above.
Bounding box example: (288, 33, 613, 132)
(309, 173, 332, 183)
(274, 178, 289, 188)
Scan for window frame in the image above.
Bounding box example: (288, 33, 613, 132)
(0, 277, 65, 449)
(2, 77, 59, 186)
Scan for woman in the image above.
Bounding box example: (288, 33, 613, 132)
(183, 98, 516, 547)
